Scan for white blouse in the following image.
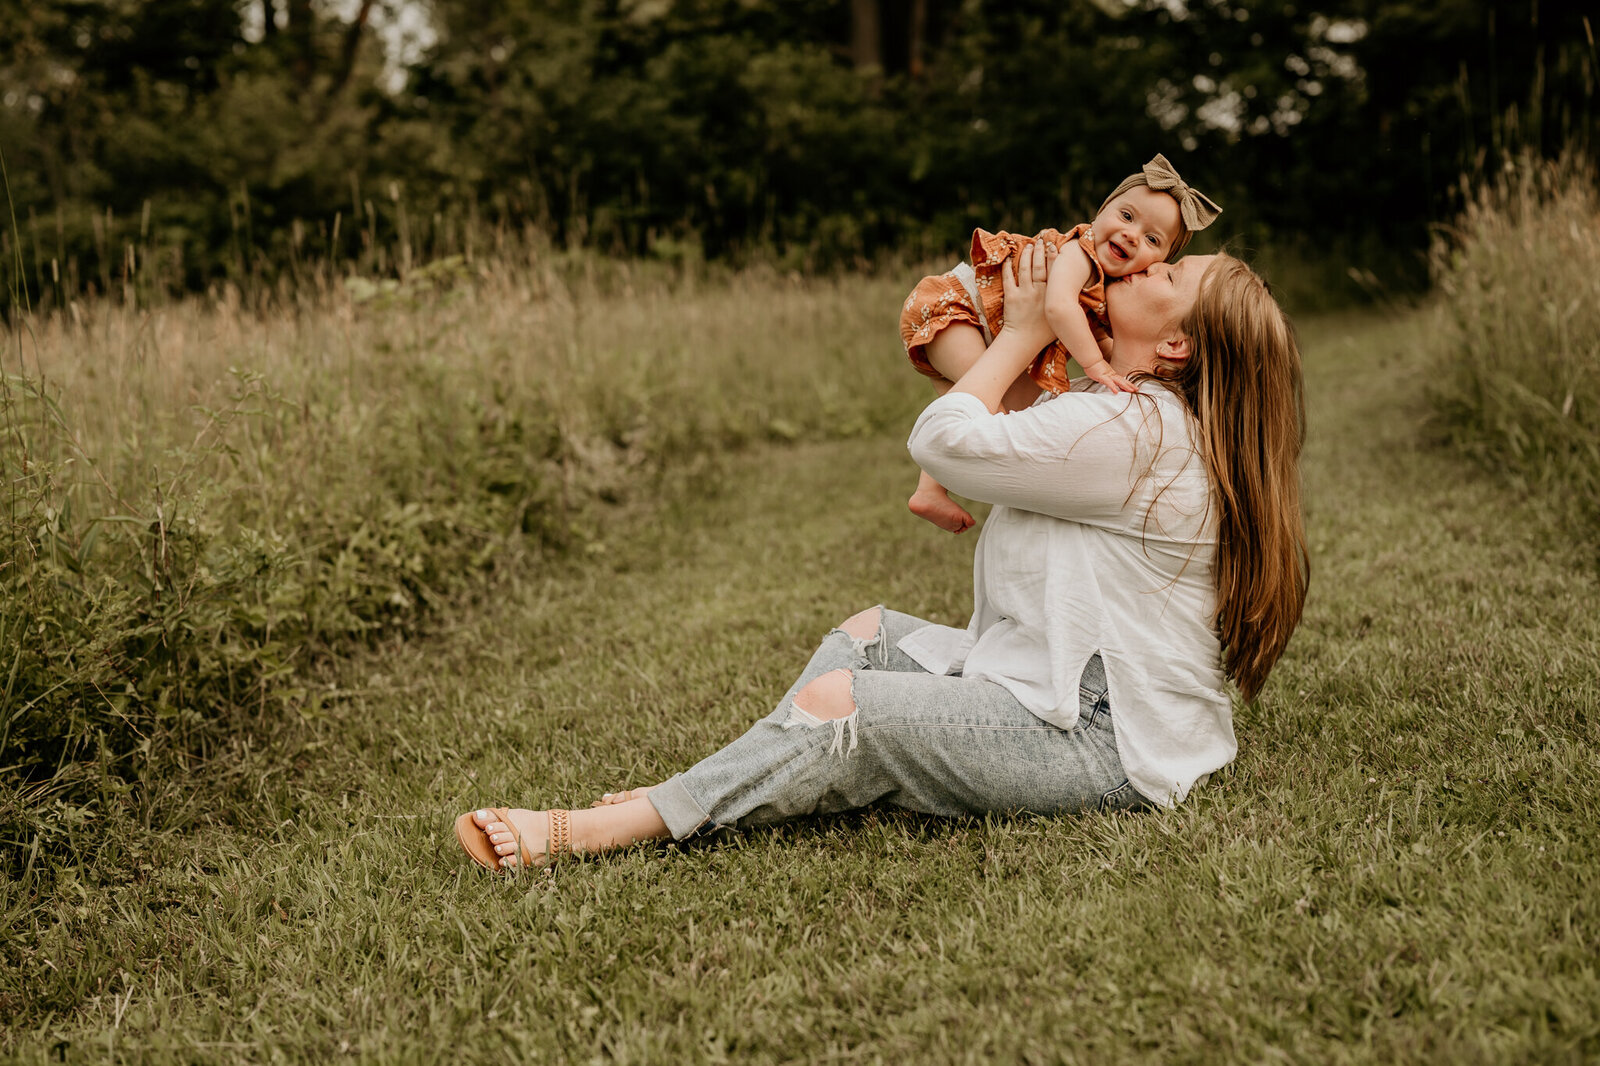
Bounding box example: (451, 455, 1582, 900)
(903, 383, 1232, 807)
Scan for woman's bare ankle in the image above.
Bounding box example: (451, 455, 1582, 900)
(572, 801, 671, 851)
(592, 785, 654, 807)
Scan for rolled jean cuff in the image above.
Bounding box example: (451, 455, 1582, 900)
(647, 773, 713, 841)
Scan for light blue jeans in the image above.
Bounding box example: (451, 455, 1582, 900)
(647, 608, 1151, 840)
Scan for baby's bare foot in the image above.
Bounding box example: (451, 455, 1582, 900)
(909, 487, 976, 533)
(592, 787, 652, 808)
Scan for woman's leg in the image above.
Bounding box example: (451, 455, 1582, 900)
(463, 607, 919, 868)
(591, 606, 899, 807)
(461, 611, 1145, 868)
(647, 612, 1147, 839)
(827, 651, 1146, 819)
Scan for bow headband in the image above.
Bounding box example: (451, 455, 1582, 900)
(1141, 153, 1222, 232)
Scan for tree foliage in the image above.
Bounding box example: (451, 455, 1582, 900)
(0, 0, 1594, 308)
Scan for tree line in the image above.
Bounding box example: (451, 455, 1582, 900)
(0, 0, 1594, 310)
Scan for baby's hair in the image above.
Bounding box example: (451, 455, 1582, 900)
(1098, 172, 1195, 261)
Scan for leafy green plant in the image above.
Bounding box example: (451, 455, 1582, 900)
(0, 356, 581, 875)
(1, 370, 282, 866)
(0, 254, 923, 875)
(1427, 152, 1600, 552)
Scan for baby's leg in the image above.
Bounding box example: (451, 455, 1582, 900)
(909, 467, 974, 533)
(909, 325, 986, 533)
(926, 324, 1043, 413)
(923, 322, 988, 384)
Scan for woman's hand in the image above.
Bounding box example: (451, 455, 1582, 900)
(944, 239, 1063, 414)
(1000, 240, 1058, 353)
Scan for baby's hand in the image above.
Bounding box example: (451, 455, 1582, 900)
(1078, 357, 1140, 395)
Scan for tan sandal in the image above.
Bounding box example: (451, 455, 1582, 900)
(454, 807, 572, 870)
(590, 787, 652, 808)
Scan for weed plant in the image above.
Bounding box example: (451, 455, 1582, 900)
(1427, 153, 1600, 553)
(0, 253, 925, 876)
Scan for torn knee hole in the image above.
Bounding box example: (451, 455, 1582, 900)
(838, 606, 882, 642)
(785, 669, 860, 757)
(835, 606, 891, 669)
(793, 668, 855, 720)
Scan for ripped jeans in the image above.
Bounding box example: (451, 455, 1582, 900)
(647, 607, 1150, 840)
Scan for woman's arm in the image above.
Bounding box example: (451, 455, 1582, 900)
(912, 243, 1190, 527)
(908, 389, 1171, 527)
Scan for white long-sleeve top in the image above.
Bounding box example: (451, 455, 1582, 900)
(903, 383, 1232, 807)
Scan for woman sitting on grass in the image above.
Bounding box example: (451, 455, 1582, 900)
(455, 241, 1308, 869)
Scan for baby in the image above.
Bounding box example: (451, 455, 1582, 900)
(899, 153, 1222, 532)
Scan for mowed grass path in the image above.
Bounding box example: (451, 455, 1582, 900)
(8, 309, 1598, 1064)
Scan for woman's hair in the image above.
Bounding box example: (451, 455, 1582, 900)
(1146, 254, 1309, 702)
(1098, 174, 1195, 260)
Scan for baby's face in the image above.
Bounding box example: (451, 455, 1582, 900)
(1091, 186, 1183, 277)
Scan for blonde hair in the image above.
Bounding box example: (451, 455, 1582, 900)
(1145, 254, 1308, 702)
(1099, 174, 1195, 260)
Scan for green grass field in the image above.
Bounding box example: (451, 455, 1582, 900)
(3, 289, 1596, 1063)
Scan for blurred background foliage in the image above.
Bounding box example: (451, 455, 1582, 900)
(1, 0, 1595, 310)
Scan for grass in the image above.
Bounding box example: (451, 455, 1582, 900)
(0, 254, 926, 858)
(2, 275, 1597, 1062)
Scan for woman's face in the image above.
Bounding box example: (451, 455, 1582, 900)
(1104, 254, 1216, 356)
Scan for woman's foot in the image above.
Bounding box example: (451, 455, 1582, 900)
(455, 798, 674, 870)
(457, 807, 569, 870)
(909, 485, 976, 533)
(592, 786, 652, 808)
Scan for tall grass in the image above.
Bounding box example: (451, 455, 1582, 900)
(0, 252, 925, 875)
(1427, 152, 1600, 549)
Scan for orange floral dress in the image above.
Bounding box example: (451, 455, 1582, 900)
(900, 223, 1108, 394)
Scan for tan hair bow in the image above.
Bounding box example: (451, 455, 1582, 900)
(1141, 153, 1223, 232)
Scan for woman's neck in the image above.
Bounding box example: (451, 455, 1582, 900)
(1106, 343, 1161, 379)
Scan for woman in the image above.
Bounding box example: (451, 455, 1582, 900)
(455, 243, 1307, 869)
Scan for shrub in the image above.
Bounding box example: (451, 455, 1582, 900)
(1427, 152, 1600, 550)
(0, 367, 556, 875)
(0, 254, 922, 874)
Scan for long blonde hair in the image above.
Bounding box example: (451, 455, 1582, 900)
(1147, 254, 1308, 702)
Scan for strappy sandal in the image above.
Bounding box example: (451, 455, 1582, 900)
(590, 787, 651, 808)
(454, 807, 572, 871)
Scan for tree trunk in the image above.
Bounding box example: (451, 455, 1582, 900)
(287, 0, 315, 80)
(850, 0, 882, 72)
(327, 0, 374, 97)
(908, 0, 926, 78)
